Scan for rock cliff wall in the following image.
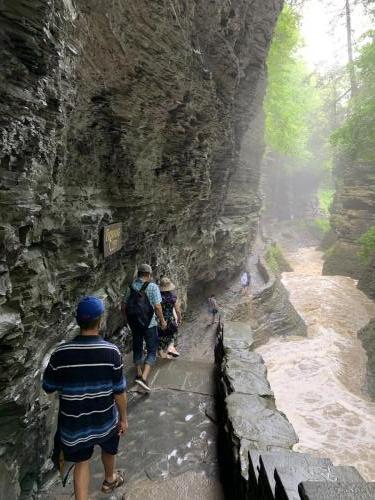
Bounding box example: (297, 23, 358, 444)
(359, 319, 375, 400)
(323, 159, 375, 286)
(0, 0, 282, 496)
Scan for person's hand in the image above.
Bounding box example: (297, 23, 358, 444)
(160, 319, 167, 331)
(118, 418, 128, 436)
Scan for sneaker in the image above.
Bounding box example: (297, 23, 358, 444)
(167, 345, 180, 357)
(135, 377, 151, 392)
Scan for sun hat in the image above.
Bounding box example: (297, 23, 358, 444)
(76, 296, 105, 322)
(138, 263, 152, 274)
(159, 277, 176, 292)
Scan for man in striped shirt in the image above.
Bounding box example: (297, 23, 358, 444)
(43, 296, 127, 499)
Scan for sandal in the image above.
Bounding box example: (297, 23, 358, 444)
(101, 471, 125, 493)
(167, 351, 180, 358)
(159, 350, 173, 359)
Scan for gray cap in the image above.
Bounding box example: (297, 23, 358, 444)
(138, 263, 152, 274)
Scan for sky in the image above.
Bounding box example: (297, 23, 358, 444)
(300, 0, 373, 70)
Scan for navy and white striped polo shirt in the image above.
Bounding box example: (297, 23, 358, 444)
(43, 335, 126, 452)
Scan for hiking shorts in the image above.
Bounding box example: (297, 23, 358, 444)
(62, 432, 120, 463)
(132, 326, 158, 366)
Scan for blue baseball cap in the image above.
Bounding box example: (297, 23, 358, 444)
(76, 296, 105, 323)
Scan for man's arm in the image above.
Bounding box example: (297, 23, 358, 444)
(151, 283, 167, 330)
(154, 303, 167, 330)
(112, 348, 128, 435)
(114, 392, 128, 435)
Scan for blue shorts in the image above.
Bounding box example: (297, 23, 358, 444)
(63, 432, 120, 463)
(132, 325, 159, 366)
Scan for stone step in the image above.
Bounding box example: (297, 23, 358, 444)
(298, 481, 375, 500)
(276, 465, 365, 500)
(248, 449, 262, 497)
(258, 450, 333, 500)
(257, 449, 365, 500)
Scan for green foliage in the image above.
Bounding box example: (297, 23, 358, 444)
(302, 218, 331, 239)
(265, 243, 291, 274)
(358, 226, 375, 262)
(318, 188, 335, 215)
(265, 5, 322, 160)
(313, 218, 330, 234)
(331, 34, 375, 161)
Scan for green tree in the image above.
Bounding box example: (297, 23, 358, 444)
(265, 5, 321, 160)
(331, 33, 375, 161)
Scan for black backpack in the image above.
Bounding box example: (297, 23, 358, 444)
(126, 282, 154, 331)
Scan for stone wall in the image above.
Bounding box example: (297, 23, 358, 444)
(0, 0, 282, 495)
(215, 320, 298, 499)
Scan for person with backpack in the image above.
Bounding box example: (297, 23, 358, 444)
(122, 263, 167, 391)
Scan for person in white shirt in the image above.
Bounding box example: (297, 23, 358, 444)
(240, 271, 250, 295)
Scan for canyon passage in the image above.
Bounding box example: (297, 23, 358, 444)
(1, 0, 375, 499)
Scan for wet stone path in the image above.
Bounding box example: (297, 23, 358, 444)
(37, 312, 224, 500)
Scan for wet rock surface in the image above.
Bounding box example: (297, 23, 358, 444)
(215, 313, 299, 499)
(37, 316, 223, 500)
(299, 480, 375, 500)
(0, 0, 283, 494)
(251, 258, 307, 344)
(359, 319, 375, 399)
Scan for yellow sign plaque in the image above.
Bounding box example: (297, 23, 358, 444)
(103, 223, 122, 257)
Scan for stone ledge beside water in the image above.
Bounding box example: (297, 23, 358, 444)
(215, 319, 374, 499)
(216, 320, 298, 499)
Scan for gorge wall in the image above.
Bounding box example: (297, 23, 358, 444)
(323, 159, 375, 294)
(0, 0, 283, 496)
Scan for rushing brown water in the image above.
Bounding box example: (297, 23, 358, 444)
(257, 247, 375, 481)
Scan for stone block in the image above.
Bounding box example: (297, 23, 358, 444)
(226, 393, 298, 449)
(298, 481, 375, 500)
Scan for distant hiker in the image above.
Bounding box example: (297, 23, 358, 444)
(207, 294, 219, 325)
(43, 296, 128, 499)
(122, 263, 167, 391)
(241, 271, 251, 295)
(158, 277, 182, 359)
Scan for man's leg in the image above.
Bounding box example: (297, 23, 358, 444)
(73, 460, 90, 500)
(101, 450, 116, 483)
(100, 432, 123, 491)
(132, 328, 144, 377)
(143, 326, 158, 381)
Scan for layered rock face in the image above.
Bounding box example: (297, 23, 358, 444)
(359, 319, 375, 400)
(323, 159, 375, 284)
(0, 0, 282, 496)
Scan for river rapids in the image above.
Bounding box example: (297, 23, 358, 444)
(256, 247, 375, 481)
